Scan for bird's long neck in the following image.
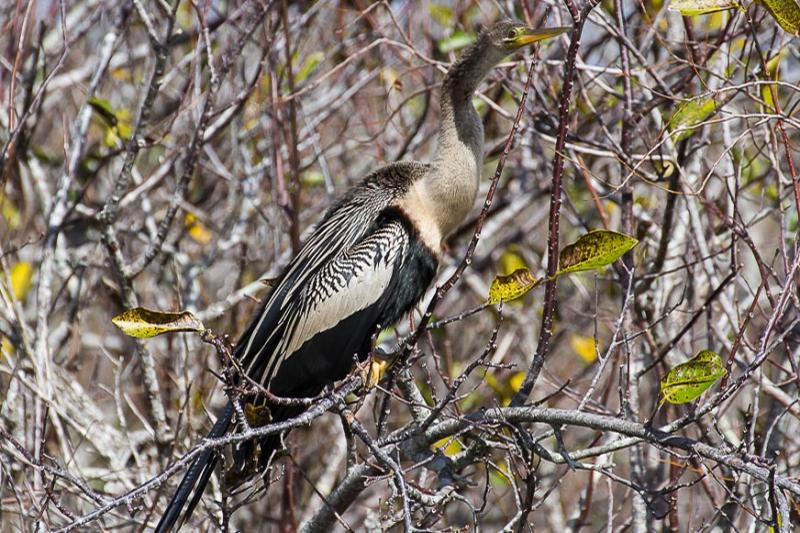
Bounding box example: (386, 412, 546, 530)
(424, 41, 500, 237)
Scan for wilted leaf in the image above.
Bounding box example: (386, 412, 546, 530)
(488, 268, 540, 304)
(112, 307, 205, 339)
(438, 30, 476, 53)
(10, 262, 33, 300)
(557, 230, 638, 275)
(380, 68, 402, 92)
(244, 402, 272, 426)
(668, 97, 718, 142)
(660, 350, 727, 405)
(185, 213, 212, 245)
(571, 334, 598, 363)
(761, 0, 800, 35)
(651, 156, 677, 178)
(669, 0, 739, 15)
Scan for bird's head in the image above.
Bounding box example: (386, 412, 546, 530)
(483, 19, 570, 53)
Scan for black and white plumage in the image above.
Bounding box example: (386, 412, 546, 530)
(155, 20, 568, 532)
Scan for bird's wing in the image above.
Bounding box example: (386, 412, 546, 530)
(243, 216, 410, 389)
(235, 162, 426, 370)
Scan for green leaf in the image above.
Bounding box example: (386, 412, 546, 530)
(556, 230, 638, 276)
(112, 307, 205, 339)
(429, 3, 454, 27)
(668, 97, 719, 142)
(488, 268, 540, 304)
(88, 97, 118, 126)
(761, 0, 800, 35)
(89, 97, 132, 147)
(668, 0, 739, 15)
(660, 350, 727, 405)
(296, 51, 325, 83)
(300, 170, 325, 186)
(761, 51, 785, 113)
(438, 30, 476, 53)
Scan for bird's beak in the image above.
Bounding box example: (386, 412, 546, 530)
(510, 26, 570, 49)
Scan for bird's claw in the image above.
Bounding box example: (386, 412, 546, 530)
(357, 353, 392, 389)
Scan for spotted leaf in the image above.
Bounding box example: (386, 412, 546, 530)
(669, 0, 739, 15)
(668, 97, 718, 142)
(761, 0, 800, 35)
(557, 230, 638, 276)
(660, 350, 727, 405)
(488, 268, 540, 304)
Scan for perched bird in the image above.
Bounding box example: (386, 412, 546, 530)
(155, 20, 567, 532)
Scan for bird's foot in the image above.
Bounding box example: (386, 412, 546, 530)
(357, 351, 394, 389)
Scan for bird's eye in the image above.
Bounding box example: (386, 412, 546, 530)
(506, 28, 519, 39)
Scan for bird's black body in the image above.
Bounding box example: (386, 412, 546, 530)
(154, 20, 567, 532)
(156, 164, 438, 532)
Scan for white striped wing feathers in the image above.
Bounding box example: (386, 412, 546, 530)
(282, 221, 408, 357)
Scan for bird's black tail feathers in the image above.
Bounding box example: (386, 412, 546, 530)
(154, 403, 234, 533)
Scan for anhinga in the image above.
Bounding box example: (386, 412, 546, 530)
(156, 20, 567, 532)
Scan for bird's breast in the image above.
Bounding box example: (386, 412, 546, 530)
(394, 185, 445, 257)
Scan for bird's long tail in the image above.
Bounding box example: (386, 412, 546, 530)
(154, 402, 234, 533)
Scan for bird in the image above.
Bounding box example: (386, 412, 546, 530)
(155, 19, 568, 532)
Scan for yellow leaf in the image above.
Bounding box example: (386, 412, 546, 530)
(1, 337, 12, 358)
(668, 97, 719, 142)
(571, 334, 597, 363)
(660, 350, 727, 406)
(111, 68, 133, 81)
(0, 193, 20, 229)
(557, 230, 638, 276)
(10, 262, 33, 300)
(668, 0, 739, 15)
(112, 307, 205, 339)
(185, 213, 212, 245)
(761, 0, 800, 35)
(509, 371, 525, 393)
(432, 437, 463, 457)
(498, 246, 528, 276)
(104, 128, 120, 148)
